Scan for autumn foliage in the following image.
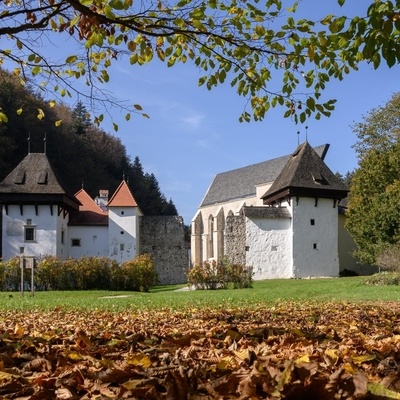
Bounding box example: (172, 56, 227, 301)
(1, 302, 400, 398)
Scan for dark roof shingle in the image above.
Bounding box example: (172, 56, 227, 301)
(200, 144, 330, 207)
(262, 142, 349, 204)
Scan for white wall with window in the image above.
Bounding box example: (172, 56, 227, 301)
(108, 206, 141, 263)
(2, 204, 61, 261)
(68, 225, 108, 259)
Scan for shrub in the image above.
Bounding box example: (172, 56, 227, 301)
(0, 257, 23, 291)
(187, 259, 253, 290)
(376, 244, 400, 272)
(226, 263, 253, 288)
(364, 272, 400, 286)
(116, 254, 158, 292)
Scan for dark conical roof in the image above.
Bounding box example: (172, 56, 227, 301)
(0, 153, 80, 210)
(262, 142, 349, 205)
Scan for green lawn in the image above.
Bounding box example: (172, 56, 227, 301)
(1, 276, 399, 312)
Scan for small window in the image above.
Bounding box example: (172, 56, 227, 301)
(120, 231, 124, 235)
(26, 219, 32, 226)
(24, 226, 35, 242)
(121, 211, 125, 215)
(61, 230, 65, 245)
(120, 244, 125, 251)
(245, 245, 250, 251)
(313, 243, 318, 250)
(71, 238, 81, 247)
(310, 219, 315, 226)
(19, 247, 24, 254)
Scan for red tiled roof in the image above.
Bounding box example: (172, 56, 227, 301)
(69, 188, 108, 226)
(107, 180, 139, 207)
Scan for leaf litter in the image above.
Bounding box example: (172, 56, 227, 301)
(0, 301, 400, 398)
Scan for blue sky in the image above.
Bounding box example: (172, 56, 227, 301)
(2, 1, 400, 224)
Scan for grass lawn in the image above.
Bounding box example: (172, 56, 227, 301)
(1, 276, 400, 311)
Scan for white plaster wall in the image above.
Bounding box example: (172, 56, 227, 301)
(55, 210, 69, 260)
(245, 216, 293, 279)
(108, 207, 140, 263)
(255, 182, 272, 201)
(2, 205, 59, 261)
(68, 226, 108, 259)
(291, 197, 339, 278)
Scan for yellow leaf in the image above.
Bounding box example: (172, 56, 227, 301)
(325, 349, 340, 365)
(352, 354, 376, 364)
(127, 354, 152, 368)
(55, 120, 62, 127)
(14, 324, 24, 336)
(49, 100, 56, 108)
(367, 382, 400, 398)
(16, 108, 23, 115)
(37, 108, 45, 120)
(234, 349, 250, 361)
(122, 379, 144, 390)
(295, 355, 310, 364)
(0, 112, 8, 123)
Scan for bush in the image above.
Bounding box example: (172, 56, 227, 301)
(114, 254, 158, 292)
(187, 259, 253, 290)
(0, 257, 23, 291)
(1, 254, 157, 292)
(376, 244, 400, 272)
(364, 271, 400, 286)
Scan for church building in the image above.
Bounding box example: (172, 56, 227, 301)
(191, 142, 373, 279)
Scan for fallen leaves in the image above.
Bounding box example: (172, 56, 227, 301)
(0, 301, 400, 398)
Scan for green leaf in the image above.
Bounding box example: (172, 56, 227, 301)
(367, 383, 400, 399)
(66, 55, 78, 64)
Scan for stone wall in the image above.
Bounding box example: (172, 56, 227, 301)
(140, 216, 189, 285)
(224, 215, 246, 265)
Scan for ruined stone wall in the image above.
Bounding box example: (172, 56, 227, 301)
(140, 216, 189, 285)
(224, 215, 246, 265)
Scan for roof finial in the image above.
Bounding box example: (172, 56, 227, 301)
(305, 126, 308, 142)
(43, 132, 47, 154)
(297, 131, 300, 146)
(28, 133, 31, 154)
(81, 180, 84, 189)
(123, 170, 126, 182)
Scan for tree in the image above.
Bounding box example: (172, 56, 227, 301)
(346, 93, 400, 265)
(72, 101, 91, 135)
(1, 0, 400, 126)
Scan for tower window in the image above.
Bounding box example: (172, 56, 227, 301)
(313, 243, 318, 250)
(24, 226, 36, 242)
(310, 219, 315, 226)
(71, 238, 81, 247)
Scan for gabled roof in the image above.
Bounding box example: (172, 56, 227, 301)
(262, 141, 349, 205)
(69, 188, 108, 226)
(0, 153, 80, 210)
(200, 144, 330, 207)
(107, 180, 140, 208)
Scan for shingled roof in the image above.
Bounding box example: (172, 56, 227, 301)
(200, 144, 329, 207)
(107, 180, 140, 208)
(262, 141, 349, 205)
(0, 153, 80, 210)
(69, 188, 108, 226)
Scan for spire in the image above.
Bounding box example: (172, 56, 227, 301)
(261, 142, 348, 205)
